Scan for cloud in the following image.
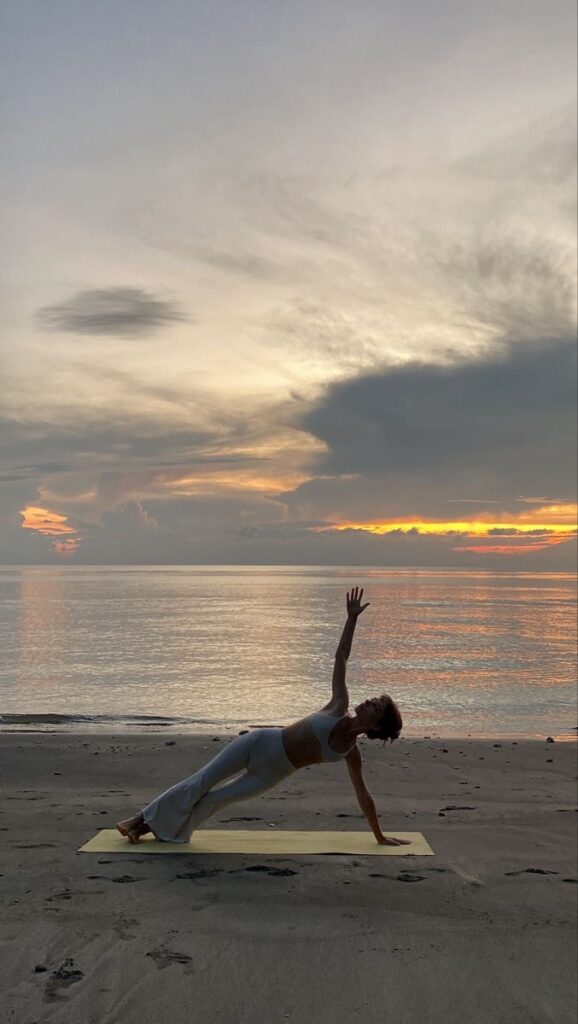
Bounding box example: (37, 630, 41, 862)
(18, 505, 81, 557)
(102, 500, 158, 532)
(454, 109, 577, 187)
(0, 410, 248, 478)
(1, 324, 576, 568)
(430, 234, 576, 343)
(225, 109, 575, 373)
(168, 241, 282, 282)
(36, 287, 186, 337)
(272, 337, 577, 532)
(1, 333, 576, 568)
(295, 336, 577, 481)
(0, 385, 310, 566)
(0, 462, 71, 482)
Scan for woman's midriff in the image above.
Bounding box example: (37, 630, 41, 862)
(281, 719, 323, 769)
(281, 716, 354, 769)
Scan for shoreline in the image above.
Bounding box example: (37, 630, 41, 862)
(1, 714, 577, 743)
(2, 726, 577, 742)
(1, 733, 576, 1023)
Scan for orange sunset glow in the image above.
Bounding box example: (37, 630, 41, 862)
(19, 506, 81, 557)
(320, 516, 578, 555)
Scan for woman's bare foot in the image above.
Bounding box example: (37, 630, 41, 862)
(116, 814, 152, 844)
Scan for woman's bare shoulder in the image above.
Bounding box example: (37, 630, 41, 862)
(318, 698, 348, 716)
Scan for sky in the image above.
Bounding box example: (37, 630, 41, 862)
(1, 0, 576, 569)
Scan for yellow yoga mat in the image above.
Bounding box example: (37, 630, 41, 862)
(79, 829, 433, 856)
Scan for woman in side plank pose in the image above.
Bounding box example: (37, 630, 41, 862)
(117, 587, 410, 846)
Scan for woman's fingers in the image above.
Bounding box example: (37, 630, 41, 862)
(347, 586, 369, 613)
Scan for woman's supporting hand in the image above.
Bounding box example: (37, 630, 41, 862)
(376, 834, 412, 846)
(346, 586, 370, 618)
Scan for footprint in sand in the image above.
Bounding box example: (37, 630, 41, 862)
(43, 958, 84, 1003)
(46, 888, 106, 901)
(14, 843, 57, 849)
(219, 816, 263, 822)
(85, 874, 144, 884)
(114, 916, 140, 940)
(145, 946, 193, 970)
(504, 868, 559, 876)
(174, 865, 298, 879)
(45, 890, 73, 902)
(175, 868, 225, 880)
(242, 865, 298, 876)
(368, 872, 426, 883)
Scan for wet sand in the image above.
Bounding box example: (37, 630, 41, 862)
(1, 733, 576, 1024)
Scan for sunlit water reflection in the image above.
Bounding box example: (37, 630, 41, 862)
(0, 566, 576, 739)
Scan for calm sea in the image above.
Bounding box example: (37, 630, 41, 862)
(0, 566, 576, 740)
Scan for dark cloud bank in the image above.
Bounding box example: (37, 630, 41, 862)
(284, 336, 577, 511)
(37, 287, 185, 337)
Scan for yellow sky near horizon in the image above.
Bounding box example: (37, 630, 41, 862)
(20, 503, 578, 560)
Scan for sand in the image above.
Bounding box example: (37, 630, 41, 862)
(0, 732, 576, 1024)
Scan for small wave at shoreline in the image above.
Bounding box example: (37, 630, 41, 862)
(0, 712, 203, 725)
(0, 712, 242, 734)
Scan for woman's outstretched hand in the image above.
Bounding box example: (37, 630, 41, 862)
(346, 586, 370, 618)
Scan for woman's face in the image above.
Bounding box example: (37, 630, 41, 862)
(354, 696, 387, 730)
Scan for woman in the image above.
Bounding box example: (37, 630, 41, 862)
(117, 587, 410, 847)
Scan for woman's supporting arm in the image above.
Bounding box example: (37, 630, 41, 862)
(347, 747, 383, 840)
(357, 794, 384, 841)
(357, 794, 411, 845)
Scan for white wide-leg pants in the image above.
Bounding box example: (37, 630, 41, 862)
(141, 727, 297, 843)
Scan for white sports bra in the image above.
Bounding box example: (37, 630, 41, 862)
(306, 710, 355, 763)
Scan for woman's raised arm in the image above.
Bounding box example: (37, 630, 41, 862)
(336, 587, 369, 659)
(324, 587, 370, 709)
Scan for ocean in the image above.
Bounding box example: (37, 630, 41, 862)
(0, 565, 576, 740)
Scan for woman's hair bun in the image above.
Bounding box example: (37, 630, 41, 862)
(365, 694, 402, 744)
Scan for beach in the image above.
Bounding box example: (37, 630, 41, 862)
(1, 732, 576, 1024)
